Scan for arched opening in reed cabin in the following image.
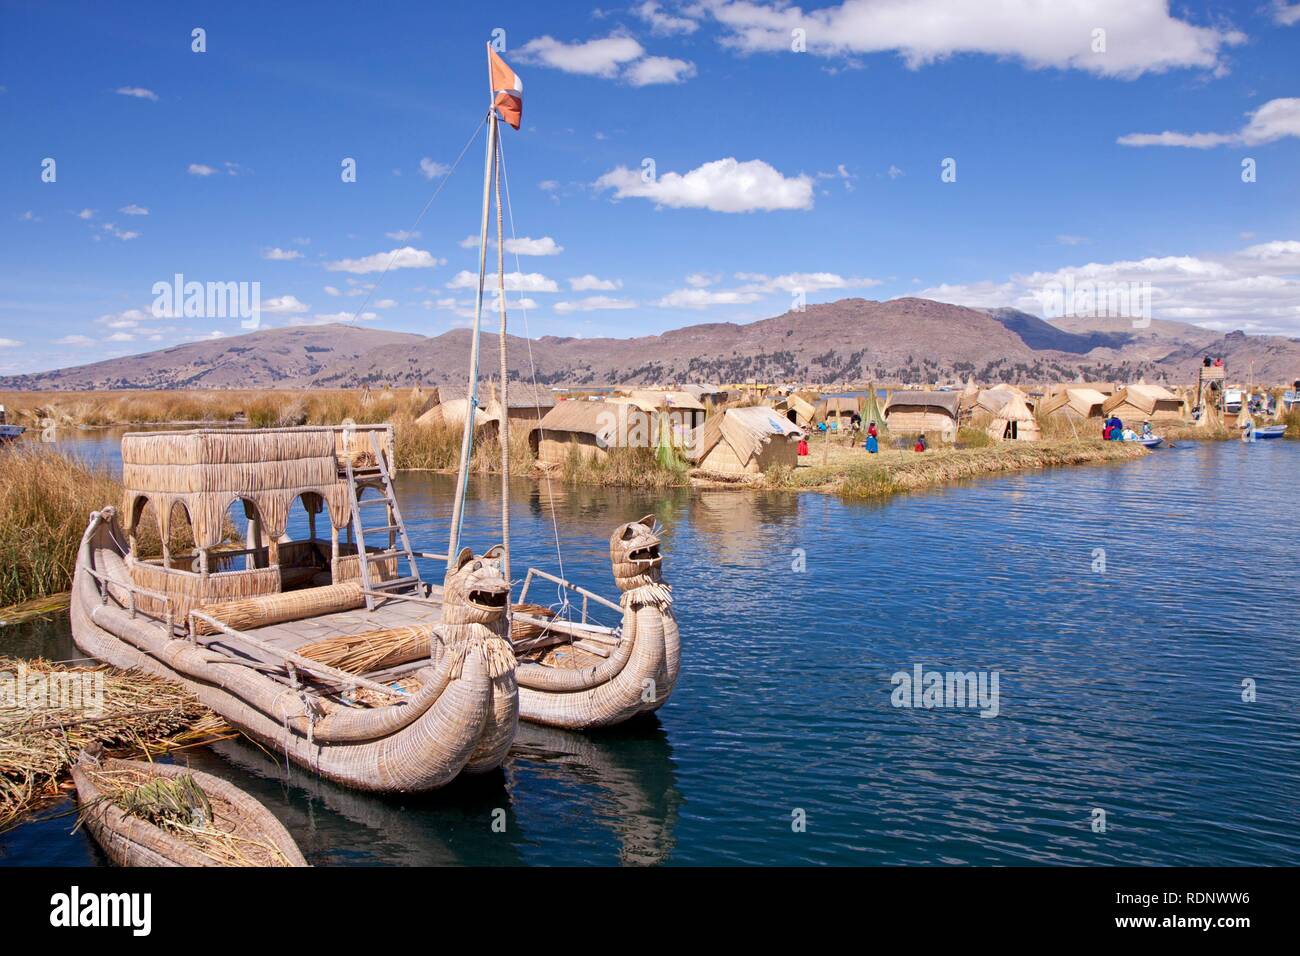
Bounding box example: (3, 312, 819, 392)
(276, 491, 335, 591)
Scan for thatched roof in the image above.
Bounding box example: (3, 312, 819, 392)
(689, 406, 803, 464)
(885, 390, 961, 417)
(989, 392, 1036, 422)
(531, 400, 624, 444)
(819, 396, 860, 416)
(1103, 383, 1180, 416)
(120, 426, 375, 552)
(1041, 387, 1108, 418)
(416, 398, 493, 429)
(624, 389, 707, 412)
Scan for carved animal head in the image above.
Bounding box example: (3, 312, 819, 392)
(443, 545, 510, 626)
(609, 515, 664, 591)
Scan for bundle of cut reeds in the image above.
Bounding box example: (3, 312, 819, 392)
(192, 582, 365, 635)
(0, 657, 225, 831)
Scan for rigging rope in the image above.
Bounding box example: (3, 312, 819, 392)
(348, 113, 488, 324)
(496, 134, 570, 613)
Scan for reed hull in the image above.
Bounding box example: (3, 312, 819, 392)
(71, 510, 516, 793)
(71, 754, 308, 867)
(516, 597, 679, 730)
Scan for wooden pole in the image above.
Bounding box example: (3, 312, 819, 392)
(446, 99, 498, 571)
(493, 122, 512, 588)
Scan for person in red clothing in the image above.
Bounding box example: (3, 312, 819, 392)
(867, 420, 878, 439)
(797, 435, 809, 457)
(914, 433, 927, 452)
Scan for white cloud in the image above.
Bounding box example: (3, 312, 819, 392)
(595, 157, 814, 213)
(18, 211, 40, 222)
(887, 164, 905, 179)
(56, 334, 95, 346)
(262, 295, 310, 314)
(518, 34, 645, 77)
(0, 337, 22, 347)
(76, 208, 94, 220)
(1057, 234, 1089, 246)
(625, 56, 697, 86)
(386, 229, 421, 241)
(555, 296, 637, 313)
(1274, 2, 1300, 26)
(101, 222, 139, 241)
(299, 311, 379, 325)
(706, 0, 1244, 78)
(459, 235, 564, 256)
(913, 238, 1300, 335)
(517, 32, 694, 86)
(262, 247, 302, 261)
(657, 288, 764, 308)
(735, 271, 882, 293)
(539, 180, 560, 192)
(323, 285, 341, 296)
(115, 86, 158, 101)
(118, 203, 148, 216)
(372, 298, 398, 309)
(419, 158, 450, 180)
(96, 308, 159, 329)
(107, 332, 135, 342)
(685, 272, 719, 287)
(327, 247, 444, 274)
(1118, 97, 1300, 148)
(446, 270, 559, 292)
(635, 1, 701, 35)
(188, 163, 218, 176)
(569, 274, 622, 291)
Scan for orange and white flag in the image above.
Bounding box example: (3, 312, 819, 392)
(488, 44, 522, 130)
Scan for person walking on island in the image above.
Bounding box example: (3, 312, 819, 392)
(797, 435, 809, 457)
(914, 433, 927, 452)
(864, 420, 879, 454)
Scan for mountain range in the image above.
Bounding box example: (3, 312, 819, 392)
(3, 298, 1297, 391)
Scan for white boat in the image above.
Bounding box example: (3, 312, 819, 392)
(1134, 434, 1164, 448)
(0, 404, 25, 442)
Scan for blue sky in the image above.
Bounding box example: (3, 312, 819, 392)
(1, 0, 1298, 375)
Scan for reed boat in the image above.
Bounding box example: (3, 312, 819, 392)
(72, 424, 519, 793)
(71, 750, 308, 867)
(0, 403, 24, 442)
(513, 516, 680, 729)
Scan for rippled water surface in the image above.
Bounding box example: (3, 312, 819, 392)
(4, 432, 1298, 865)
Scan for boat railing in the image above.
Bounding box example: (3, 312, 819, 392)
(82, 564, 177, 635)
(518, 566, 622, 623)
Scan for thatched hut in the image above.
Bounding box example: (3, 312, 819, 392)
(416, 398, 499, 440)
(529, 400, 642, 465)
(1039, 387, 1108, 421)
(816, 396, 860, 429)
(623, 390, 708, 431)
(687, 406, 803, 475)
(484, 381, 555, 429)
(884, 391, 960, 441)
(986, 392, 1040, 442)
(860, 389, 888, 433)
(1103, 384, 1184, 422)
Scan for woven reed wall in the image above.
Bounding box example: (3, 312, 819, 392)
(128, 559, 280, 621)
(333, 551, 399, 584)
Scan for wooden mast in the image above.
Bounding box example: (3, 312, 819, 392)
(446, 53, 498, 570)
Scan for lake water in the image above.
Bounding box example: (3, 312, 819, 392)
(3, 430, 1298, 865)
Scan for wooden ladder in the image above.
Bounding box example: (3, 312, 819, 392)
(343, 430, 424, 610)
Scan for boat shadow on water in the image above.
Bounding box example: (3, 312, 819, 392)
(190, 714, 681, 866)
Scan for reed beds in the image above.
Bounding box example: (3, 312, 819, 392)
(768, 439, 1148, 499)
(559, 445, 690, 489)
(0, 656, 226, 831)
(393, 415, 535, 473)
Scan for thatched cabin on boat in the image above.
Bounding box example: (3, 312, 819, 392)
(1103, 383, 1184, 422)
(1039, 387, 1108, 421)
(688, 406, 804, 475)
(884, 390, 960, 441)
(119, 425, 400, 622)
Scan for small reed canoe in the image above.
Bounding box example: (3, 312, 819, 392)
(71, 751, 308, 867)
